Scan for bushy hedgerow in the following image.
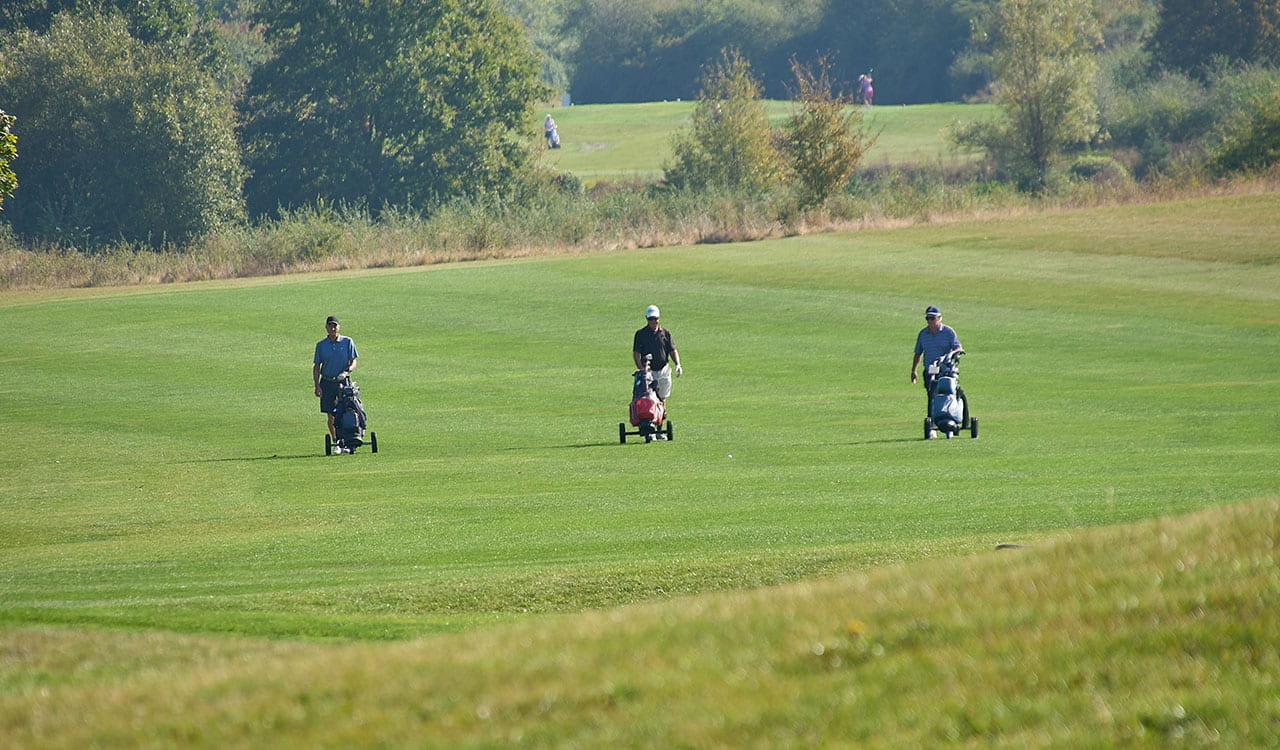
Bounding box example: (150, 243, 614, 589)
(1207, 89, 1280, 177)
(1099, 63, 1280, 177)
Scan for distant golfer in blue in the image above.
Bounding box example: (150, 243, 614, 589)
(911, 305, 961, 411)
(313, 315, 358, 443)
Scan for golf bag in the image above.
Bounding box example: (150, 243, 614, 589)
(929, 375, 964, 432)
(925, 350, 976, 439)
(619, 355, 673, 444)
(331, 379, 367, 449)
(630, 362, 665, 432)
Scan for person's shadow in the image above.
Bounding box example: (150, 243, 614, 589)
(179, 453, 320, 464)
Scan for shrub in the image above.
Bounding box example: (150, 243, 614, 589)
(1207, 89, 1280, 176)
(779, 57, 877, 209)
(664, 50, 785, 196)
(1100, 71, 1213, 149)
(1067, 153, 1132, 185)
(1098, 63, 1280, 177)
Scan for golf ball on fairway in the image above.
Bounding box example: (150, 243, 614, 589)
(727, 454, 733, 458)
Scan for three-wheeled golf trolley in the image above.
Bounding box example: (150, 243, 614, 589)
(924, 349, 978, 439)
(619, 355, 673, 443)
(325, 378, 379, 455)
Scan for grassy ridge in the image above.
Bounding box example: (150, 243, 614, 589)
(538, 101, 992, 184)
(3, 500, 1276, 745)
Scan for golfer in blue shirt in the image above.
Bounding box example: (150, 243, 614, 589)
(911, 305, 962, 411)
(313, 315, 358, 443)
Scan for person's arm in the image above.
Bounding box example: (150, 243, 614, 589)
(633, 350, 643, 369)
(671, 348, 682, 375)
(343, 358, 356, 377)
(911, 352, 921, 383)
(313, 362, 322, 395)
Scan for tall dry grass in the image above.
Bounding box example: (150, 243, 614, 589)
(3, 170, 1277, 291)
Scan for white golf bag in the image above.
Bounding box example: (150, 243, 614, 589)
(929, 375, 964, 433)
(924, 349, 977, 439)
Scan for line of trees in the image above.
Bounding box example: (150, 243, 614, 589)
(0, 0, 545, 246)
(2, 0, 1279, 249)
(523, 0, 1280, 106)
(550, 0, 981, 105)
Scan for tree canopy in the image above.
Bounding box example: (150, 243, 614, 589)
(0, 0, 197, 42)
(0, 110, 16, 211)
(952, 0, 1101, 191)
(239, 0, 547, 216)
(0, 12, 245, 244)
(1149, 0, 1280, 76)
(555, 0, 988, 104)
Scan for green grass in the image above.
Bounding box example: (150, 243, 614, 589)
(3, 501, 1275, 745)
(1, 192, 1278, 743)
(538, 101, 993, 184)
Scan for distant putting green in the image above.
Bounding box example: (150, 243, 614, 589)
(2, 192, 1277, 644)
(537, 101, 993, 184)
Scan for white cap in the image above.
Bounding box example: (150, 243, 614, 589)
(644, 305, 660, 319)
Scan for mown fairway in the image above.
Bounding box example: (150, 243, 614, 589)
(538, 101, 992, 184)
(2, 192, 1278, 743)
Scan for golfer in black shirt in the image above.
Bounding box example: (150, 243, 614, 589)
(633, 305, 682, 402)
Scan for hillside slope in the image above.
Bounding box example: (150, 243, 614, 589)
(3, 499, 1276, 746)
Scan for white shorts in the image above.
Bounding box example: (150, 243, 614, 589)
(652, 365, 673, 400)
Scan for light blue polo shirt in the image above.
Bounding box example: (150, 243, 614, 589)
(314, 335, 358, 377)
(915, 324, 961, 367)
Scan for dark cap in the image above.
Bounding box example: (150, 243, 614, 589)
(325, 315, 340, 325)
(924, 305, 941, 317)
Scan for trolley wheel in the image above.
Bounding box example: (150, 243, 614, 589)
(970, 417, 979, 439)
(665, 420, 674, 441)
(619, 422, 627, 444)
(325, 434, 333, 455)
(924, 418, 935, 440)
(370, 431, 378, 453)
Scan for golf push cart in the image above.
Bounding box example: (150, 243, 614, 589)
(620, 354, 673, 444)
(325, 378, 379, 455)
(924, 349, 978, 440)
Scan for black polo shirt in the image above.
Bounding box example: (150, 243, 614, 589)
(633, 326, 675, 370)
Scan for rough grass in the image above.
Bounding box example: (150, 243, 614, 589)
(2, 500, 1275, 746)
(7, 101, 1275, 293)
(4, 177, 1277, 292)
